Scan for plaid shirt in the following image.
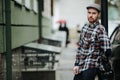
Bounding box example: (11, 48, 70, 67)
(75, 21, 111, 72)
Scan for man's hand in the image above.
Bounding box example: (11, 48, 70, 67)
(73, 66, 79, 75)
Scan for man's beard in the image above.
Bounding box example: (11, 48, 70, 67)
(88, 17, 97, 23)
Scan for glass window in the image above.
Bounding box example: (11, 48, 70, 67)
(24, 0, 31, 10)
(111, 29, 118, 44)
(15, 0, 22, 5)
(108, 6, 119, 20)
(33, 0, 38, 13)
(113, 29, 120, 44)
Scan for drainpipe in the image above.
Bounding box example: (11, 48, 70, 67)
(5, 0, 12, 80)
(101, 0, 108, 33)
(38, 0, 43, 42)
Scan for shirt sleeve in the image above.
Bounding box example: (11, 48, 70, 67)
(74, 29, 83, 66)
(98, 25, 111, 56)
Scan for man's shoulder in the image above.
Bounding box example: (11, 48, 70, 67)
(97, 24, 105, 31)
(82, 23, 88, 28)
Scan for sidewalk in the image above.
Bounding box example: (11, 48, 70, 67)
(56, 38, 78, 80)
(56, 28, 79, 80)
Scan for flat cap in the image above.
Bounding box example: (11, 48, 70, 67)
(86, 3, 101, 12)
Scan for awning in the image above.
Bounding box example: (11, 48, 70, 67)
(22, 42, 61, 54)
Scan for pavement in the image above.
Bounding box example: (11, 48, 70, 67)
(56, 37, 78, 80)
(55, 28, 79, 80)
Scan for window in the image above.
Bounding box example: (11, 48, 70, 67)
(114, 29, 120, 44)
(15, 0, 22, 5)
(111, 30, 118, 44)
(33, 0, 38, 13)
(24, 0, 31, 10)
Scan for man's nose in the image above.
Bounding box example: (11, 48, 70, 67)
(89, 14, 93, 18)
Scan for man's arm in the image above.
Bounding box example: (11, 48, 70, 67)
(98, 25, 111, 58)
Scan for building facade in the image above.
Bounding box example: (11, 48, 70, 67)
(0, 0, 53, 80)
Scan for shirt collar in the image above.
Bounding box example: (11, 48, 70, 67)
(86, 21, 100, 28)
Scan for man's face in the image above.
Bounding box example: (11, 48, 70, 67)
(87, 8, 100, 23)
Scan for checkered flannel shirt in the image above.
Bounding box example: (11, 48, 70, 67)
(75, 21, 111, 72)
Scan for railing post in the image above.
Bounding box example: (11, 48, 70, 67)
(101, 0, 108, 33)
(5, 0, 12, 80)
(38, 0, 43, 42)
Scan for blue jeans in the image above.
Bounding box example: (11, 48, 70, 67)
(73, 68, 98, 80)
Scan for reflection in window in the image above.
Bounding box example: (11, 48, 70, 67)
(114, 29, 120, 44)
(108, 6, 119, 20)
(111, 30, 117, 44)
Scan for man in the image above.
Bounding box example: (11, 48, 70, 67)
(73, 3, 111, 80)
(59, 23, 69, 47)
